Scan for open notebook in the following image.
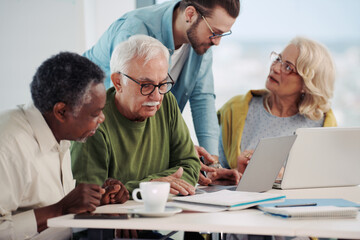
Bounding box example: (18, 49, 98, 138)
(169, 190, 285, 212)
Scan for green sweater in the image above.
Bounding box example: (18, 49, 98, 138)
(71, 88, 200, 193)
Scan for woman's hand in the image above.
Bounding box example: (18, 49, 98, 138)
(237, 150, 254, 174)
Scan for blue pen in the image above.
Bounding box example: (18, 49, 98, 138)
(275, 203, 317, 208)
(199, 156, 206, 176)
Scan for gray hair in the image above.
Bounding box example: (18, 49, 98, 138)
(110, 35, 170, 84)
(30, 52, 105, 116)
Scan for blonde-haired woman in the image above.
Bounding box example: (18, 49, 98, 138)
(217, 36, 337, 175)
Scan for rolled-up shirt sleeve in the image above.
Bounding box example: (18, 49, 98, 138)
(0, 210, 38, 240)
(0, 151, 38, 240)
(0, 146, 38, 239)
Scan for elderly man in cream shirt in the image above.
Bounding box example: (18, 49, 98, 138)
(0, 52, 129, 240)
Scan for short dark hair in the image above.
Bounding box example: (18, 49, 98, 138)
(179, 0, 240, 18)
(30, 52, 105, 114)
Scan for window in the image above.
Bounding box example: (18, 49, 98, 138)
(157, 0, 360, 144)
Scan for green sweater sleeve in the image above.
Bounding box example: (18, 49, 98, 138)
(71, 128, 110, 186)
(168, 93, 201, 185)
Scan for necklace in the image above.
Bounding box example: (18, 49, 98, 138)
(264, 96, 272, 115)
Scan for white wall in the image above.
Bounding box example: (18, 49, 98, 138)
(84, 0, 135, 49)
(0, 0, 135, 111)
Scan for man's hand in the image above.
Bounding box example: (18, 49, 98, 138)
(206, 168, 241, 186)
(101, 178, 129, 205)
(34, 183, 105, 232)
(237, 150, 254, 174)
(198, 159, 217, 186)
(195, 145, 215, 165)
(194, 145, 216, 185)
(57, 183, 105, 214)
(152, 167, 195, 195)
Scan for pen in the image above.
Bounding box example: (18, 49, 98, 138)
(199, 156, 206, 176)
(275, 203, 317, 208)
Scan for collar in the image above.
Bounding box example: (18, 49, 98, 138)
(22, 102, 70, 154)
(161, 1, 181, 54)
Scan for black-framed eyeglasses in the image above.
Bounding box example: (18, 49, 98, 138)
(201, 15, 232, 39)
(118, 72, 174, 96)
(270, 51, 297, 75)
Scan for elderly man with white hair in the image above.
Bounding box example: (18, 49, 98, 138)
(71, 35, 201, 196)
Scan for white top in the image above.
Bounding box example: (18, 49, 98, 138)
(0, 103, 75, 240)
(219, 96, 323, 169)
(169, 44, 190, 82)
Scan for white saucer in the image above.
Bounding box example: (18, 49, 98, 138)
(132, 206, 182, 217)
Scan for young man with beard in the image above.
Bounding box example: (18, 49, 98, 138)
(83, 0, 241, 185)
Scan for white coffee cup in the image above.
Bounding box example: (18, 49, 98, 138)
(132, 182, 170, 213)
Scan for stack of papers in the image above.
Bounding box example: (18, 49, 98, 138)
(169, 190, 285, 212)
(258, 198, 360, 219)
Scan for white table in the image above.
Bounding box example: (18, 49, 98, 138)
(48, 186, 360, 239)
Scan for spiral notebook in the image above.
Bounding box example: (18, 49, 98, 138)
(258, 206, 358, 219)
(258, 198, 360, 219)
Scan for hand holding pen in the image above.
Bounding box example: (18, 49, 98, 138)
(194, 145, 216, 186)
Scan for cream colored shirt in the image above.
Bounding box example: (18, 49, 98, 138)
(0, 103, 75, 240)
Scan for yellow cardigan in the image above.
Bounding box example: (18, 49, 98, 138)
(217, 90, 338, 169)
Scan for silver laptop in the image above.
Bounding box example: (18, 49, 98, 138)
(198, 135, 297, 193)
(274, 127, 360, 190)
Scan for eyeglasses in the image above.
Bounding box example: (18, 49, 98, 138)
(201, 15, 232, 39)
(118, 72, 174, 96)
(270, 51, 297, 75)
